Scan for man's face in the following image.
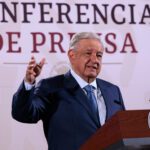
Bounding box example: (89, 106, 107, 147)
(68, 39, 104, 83)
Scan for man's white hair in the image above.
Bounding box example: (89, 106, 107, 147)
(69, 32, 103, 50)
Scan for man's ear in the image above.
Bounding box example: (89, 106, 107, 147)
(68, 49, 75, 61)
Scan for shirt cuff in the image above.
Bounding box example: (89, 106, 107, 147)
(24, 80, 35, 90)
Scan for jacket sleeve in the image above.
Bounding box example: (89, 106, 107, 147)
(12, 79, 52, 123)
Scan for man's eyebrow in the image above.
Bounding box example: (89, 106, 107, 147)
(85, 48, 93, 51)
(97, 51, 103, 55)
(84, 48, 103, 54)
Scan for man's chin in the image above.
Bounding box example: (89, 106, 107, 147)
(86, 73, 97, 79)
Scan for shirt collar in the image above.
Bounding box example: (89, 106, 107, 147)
(70, 69, 97, 89)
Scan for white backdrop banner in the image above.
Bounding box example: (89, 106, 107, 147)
(0, 0, 150, 150)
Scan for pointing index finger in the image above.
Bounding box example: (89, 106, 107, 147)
(38, 58, 46, 68)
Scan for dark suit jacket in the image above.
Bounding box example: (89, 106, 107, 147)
(12, 71, 125, 150)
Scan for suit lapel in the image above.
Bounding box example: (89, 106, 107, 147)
(64, 72, 100, 127)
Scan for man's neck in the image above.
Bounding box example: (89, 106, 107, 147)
(70, 69, 97, 89)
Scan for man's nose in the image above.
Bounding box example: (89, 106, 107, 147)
(90, 54, 99, 62)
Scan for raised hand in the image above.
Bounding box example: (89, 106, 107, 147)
(24, 56, 45, 84)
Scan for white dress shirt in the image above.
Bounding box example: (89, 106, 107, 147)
(24, 70, 106, 125)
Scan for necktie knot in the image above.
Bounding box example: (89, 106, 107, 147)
(84, 85, 95, 93)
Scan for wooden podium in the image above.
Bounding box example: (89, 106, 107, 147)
(80, 110, 150, 150)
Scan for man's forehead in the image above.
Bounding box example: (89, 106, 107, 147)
(78, 44, 104, 51)
(82, 47, 103, 53)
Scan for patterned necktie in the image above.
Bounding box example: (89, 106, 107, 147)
(84, 85, 99, 118)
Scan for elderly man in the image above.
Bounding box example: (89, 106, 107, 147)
(12, 32, 125, 150)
